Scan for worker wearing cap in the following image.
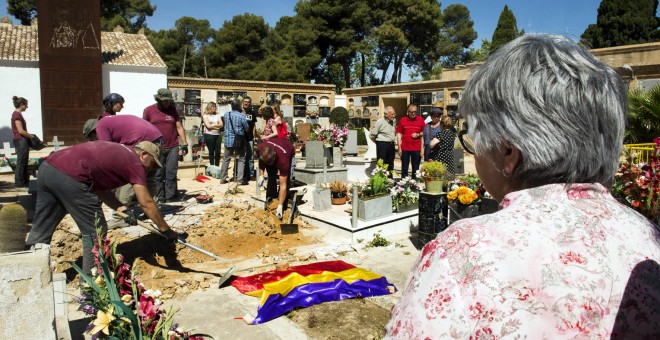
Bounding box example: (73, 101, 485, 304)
(143, 88, 188, 203)
(256, 138, 296, 219)
(82, 115, 163, 205)
(25, 141, 181, 275)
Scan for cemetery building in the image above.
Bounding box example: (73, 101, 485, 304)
(342, 42, 660, 128)
(0, 18, 167, 146)
(167, 77, 337, 133)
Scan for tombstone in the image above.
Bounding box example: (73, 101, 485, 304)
(281, 105, 294, 118)
(305, 140, 325, 168)
(344, 130, 358, 156)
(48, 136, 65, 151)
(312, 187, 331, 211)
(0, 142, 14, 173)
(418, 192, 449, 246)
(296, 123, 312, 143)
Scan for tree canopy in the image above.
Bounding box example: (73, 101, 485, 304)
(490, 5, 523, 54)
(6, 0, 480, 91)
(580, 0, 660, 48)
(6, 0, 156, 32)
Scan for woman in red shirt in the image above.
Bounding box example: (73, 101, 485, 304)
(10, 96, 34, 188)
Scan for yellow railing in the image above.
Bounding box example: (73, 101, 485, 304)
(623, 143, 657, 164)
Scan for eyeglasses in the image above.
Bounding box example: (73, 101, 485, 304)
(458, 129, 475, 155)
(408, 110, 417, 114)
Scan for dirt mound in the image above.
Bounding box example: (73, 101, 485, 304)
(52, 203, 316, 298)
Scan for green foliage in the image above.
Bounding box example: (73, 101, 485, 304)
(437, 4, 478, 69)
(357, 160, 393, 198)
(468, 39, 492, 63)
(352, 128, 367, 145)
(626, 84, 660, 143)
(580, 0, 660, 48)
(420, 161, 448, 178)
(329, 107, 349, 126)
(6, 0, 36, 25)
(145, 16, 213, 77)
(490, 5, 523, 54)
(366, 231, 391, 248)
(6, 0, 155, 32)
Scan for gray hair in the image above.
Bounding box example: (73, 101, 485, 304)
(230, 98, 242, 111)
(384, 106, 394, 113)
(460, 34, 627, 187)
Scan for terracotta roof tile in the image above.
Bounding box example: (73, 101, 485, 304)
(0, 24, 166, 68)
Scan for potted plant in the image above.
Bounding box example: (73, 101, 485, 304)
(418, 161, 448, 193)
(447, 185, 480, 221)
(328, 179, 349, 205)
(355, 160, 394, 221)
(391, 177, 423, 213)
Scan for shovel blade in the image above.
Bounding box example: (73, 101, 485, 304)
(280, 223, 299, 234)
(218, 265, 236, 288)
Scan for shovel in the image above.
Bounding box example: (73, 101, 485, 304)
(280, 187, 307, 234)
(115, 211, 235, 287)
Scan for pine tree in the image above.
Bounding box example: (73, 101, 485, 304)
(581, 0, 660, 48)
(490, 5, 523, 54)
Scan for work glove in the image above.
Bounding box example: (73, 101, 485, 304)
(163, 229, 188, 243)
(276, 205, 284, 220)
(258, 176, 267, 187)
(122, 210, 137, 226)
(180, 144, 189, 157)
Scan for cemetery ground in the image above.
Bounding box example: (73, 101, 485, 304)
(1, 151, 474, 339)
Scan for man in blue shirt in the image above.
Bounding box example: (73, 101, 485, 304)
(220, 98, 249, 184)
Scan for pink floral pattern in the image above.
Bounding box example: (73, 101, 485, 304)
(386, 183, 660, 339)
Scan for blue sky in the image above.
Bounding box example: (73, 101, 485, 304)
(2, 0, 615, 47)
(143, 0, 608, 47)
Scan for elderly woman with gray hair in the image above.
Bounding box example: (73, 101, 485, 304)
(385, 34, 660, 338)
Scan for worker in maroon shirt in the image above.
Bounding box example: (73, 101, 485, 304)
(25, 141, 183, 275)
(256, 138, 296, 219)
(82, 115, 163, 206)
(396, 103, 426, 179)
(143, 88, 188, 203)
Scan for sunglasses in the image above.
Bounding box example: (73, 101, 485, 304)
(458, 129, 475, 155)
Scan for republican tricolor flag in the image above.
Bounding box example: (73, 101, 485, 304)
(231, 260, 397, 324)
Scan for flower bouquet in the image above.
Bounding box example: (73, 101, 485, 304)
(313, 124, 349, 147)
(391, 177, 423, 212)
(72, 229, 208, 339)
(613, 137, 660, 223)
(447, 185, 480, 221)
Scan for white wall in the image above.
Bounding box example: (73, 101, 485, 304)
(335, 94, 347, 109)
(102, 65, 168, 117)
(0, 61, 43, 147)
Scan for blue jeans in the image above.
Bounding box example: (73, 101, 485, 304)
(155, 146, 180, 200)
(401, 150, 421, 179)
(243, 140, 255, 181)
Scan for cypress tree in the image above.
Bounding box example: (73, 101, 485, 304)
(581, 0, 660, 48)
(490, 5, 523, 54)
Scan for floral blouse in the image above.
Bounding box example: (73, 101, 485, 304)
(264, 118, 277, 137)
(386, 183, 660, 339)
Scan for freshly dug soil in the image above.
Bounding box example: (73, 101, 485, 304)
(50, 202, 316, 298)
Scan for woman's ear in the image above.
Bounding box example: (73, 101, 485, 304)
(501, 142, 521, 175)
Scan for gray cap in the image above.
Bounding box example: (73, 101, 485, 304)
(135, 141, 162, 168)
(82, 118, 98, 138)
(154, 88, 173, 101)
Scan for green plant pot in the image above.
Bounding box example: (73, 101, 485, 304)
(423, 177, 444, 193)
